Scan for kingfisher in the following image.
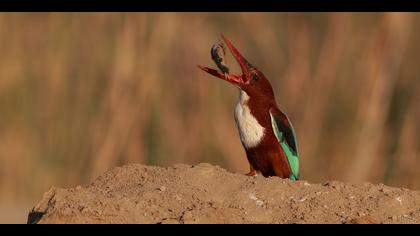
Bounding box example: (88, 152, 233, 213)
(198, 35, 300, 180)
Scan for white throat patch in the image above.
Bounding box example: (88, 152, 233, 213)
(234, 90, 265, 148)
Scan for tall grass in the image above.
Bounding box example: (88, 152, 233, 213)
(0, 13, 419, 209)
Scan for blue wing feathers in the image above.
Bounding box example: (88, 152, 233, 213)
(269, 107, 300, 180)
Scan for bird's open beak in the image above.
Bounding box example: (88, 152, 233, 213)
(198, 35, 253, 86)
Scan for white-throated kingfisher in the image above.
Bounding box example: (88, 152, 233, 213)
(198, 35, 300, 180)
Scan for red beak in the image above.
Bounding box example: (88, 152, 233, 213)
(198, 35, 254, 86)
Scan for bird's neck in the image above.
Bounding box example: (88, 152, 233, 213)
(234, 90, 266, 149)
(238, 89, 249, 106)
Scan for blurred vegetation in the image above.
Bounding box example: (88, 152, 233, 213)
(0, 13, 420, 217)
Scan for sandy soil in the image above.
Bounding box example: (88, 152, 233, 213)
(28, 163, 420, 224)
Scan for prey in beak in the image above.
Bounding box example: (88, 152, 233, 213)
(198, 35, 255, 87)
(210, 41, 229, 79)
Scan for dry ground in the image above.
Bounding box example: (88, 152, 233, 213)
(28, 163, 420, 224)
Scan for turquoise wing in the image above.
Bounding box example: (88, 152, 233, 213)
(269, 107, 299, 180)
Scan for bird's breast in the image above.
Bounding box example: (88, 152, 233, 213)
(234, 91, 265, 149)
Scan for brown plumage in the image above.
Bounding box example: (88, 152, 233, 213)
(198, 35, 299, 179)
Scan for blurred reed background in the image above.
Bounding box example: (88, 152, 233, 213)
(0, 13, 419, 223)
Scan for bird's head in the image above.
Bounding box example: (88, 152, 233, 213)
(198, 35, 274, 101)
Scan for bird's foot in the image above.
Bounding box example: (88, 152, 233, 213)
(245, 170, 258, 177)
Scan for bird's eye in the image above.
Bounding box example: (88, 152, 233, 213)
(251, 72, 259, 81)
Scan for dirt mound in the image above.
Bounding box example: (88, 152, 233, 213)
(28, 163, 420, 224)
